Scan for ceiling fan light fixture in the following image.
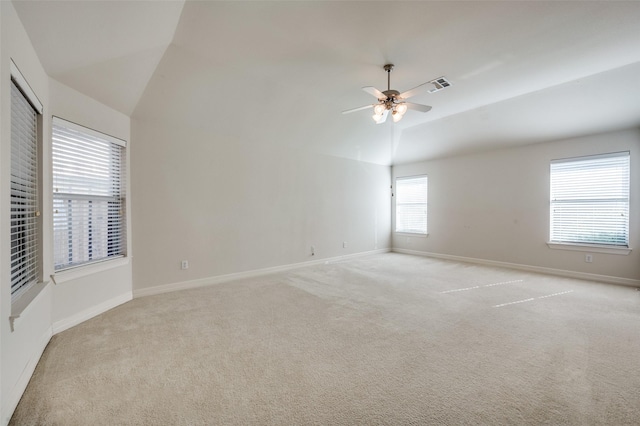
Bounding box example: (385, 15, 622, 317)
(395, 103, 408, 115)
(373, 104, 386, 115)
(343, 64, 434, 123)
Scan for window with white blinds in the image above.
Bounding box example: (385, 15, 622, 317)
(550, 152, 630, 247)
(395, 175, 428, 234)
(10, 80, 40, 301)
(52, 117, 126, 270)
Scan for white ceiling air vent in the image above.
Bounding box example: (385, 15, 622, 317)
(428, 77, 452, 93)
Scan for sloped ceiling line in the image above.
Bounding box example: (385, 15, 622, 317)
(12, 0, 640, 165)
(13, 0, 187, 116)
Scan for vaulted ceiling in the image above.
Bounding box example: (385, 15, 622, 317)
(12, 0, 640, 165)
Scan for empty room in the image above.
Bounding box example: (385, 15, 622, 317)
(1, 1, 640, 424)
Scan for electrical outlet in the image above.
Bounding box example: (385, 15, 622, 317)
(311, 246, 315, 256)
(585, 254, 593, 263)
(343, 241, 347, 248)
(181, 260, 189, 270)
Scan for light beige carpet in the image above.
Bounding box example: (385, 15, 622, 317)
(11, 253, 640, 425)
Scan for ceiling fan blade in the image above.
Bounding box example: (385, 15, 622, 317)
(405, 102, 432, 113)
(375, 109, 389, 124)
(342, 104, 374, 114)
(398, 82, 436, 100)
(362, 86, 387, 100)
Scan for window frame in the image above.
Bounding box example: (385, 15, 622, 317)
(547, 151, 631, 255)
(395, 175, 428, 236)
(51, 116, 127, 272)
(9, 61, 44, 304)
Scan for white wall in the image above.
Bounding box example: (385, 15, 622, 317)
(130, 43, 391, 294)
(131, 116, 391, 292)
(0, 2, 52, 424)
(392, 128, 640, 283)
(0, 4, 134, 423)
(48, 79, 133, 332)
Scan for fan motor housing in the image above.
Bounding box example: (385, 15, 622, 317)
(382, 89, 400, 102)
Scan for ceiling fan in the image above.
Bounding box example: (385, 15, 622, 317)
(342, 64, 443, 124)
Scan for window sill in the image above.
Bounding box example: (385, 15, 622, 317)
(53, 257, 130, 284)
(546, 242, 631, 255)
(395, 232, 429, 238)
(10, 281, 50, 332)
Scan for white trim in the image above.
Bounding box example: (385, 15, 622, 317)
(392, 248, 640, 288)
(546, 242, 631, 255)
(52, 116, 126, 147)
(52, 291, 133, 335)
(395, 232, 429, 238)
(395, 174, 428, 181)
(134, 249, 390, 298)
(550, 150, 629, 164)
(10, 59, 43, 114)
(2, 326, 52, 426)
(53, 257, 130, 284)
(9, 282, 51, 332)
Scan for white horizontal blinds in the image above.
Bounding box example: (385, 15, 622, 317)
(52, 118, 126, 270)
(396, 176, 428, 234)
(10, 80, 39, 301)
(550, 152, 630, 246)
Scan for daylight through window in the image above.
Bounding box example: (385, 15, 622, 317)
(395, 175, 428, 235)
(550, 152, 630, 247)
(10, 80, 40, 301)
(52, 117, 126, 270)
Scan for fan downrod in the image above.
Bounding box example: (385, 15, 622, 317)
(384, 64, 394, 91)
(382, 64, 398, 97)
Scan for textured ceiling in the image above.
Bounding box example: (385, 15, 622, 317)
(12, 0, 640, 165)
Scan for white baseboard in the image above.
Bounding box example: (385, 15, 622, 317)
(52, 291, 133, 335)
(3, 326, 52, 426)
(392, 248, 640, 287)
(133, 248, 391, 298)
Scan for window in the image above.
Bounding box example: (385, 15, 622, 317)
(395, 175, 428, 234)
(52, 117, 126, 270)
(550, 152, 630, 247)
(10, 70, 42, 302)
